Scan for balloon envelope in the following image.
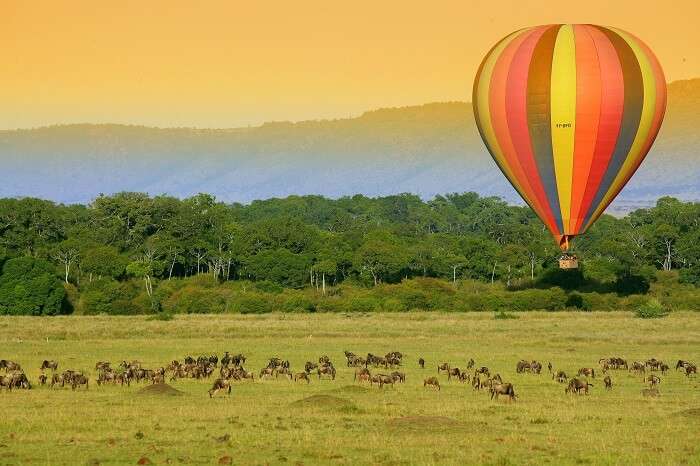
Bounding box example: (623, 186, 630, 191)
(473, 24, 666, 249)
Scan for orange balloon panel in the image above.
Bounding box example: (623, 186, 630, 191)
(473, 25, 666, 249)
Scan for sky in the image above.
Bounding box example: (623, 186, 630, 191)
(4, 0, 699, 129)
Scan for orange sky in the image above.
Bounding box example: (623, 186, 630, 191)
(4, 0, 698, 129)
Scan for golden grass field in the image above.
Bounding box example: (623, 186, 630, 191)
(1, 312, 699, 466)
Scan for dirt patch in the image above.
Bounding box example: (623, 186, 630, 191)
(136, 383, 184, 397)
(290, 395, 358, 412)
(387, 416, 465, 432)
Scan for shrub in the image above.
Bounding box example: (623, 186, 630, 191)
(231, 293, 273, 314)
(635, 298, 669, 319)
(565, 292, 590, 311)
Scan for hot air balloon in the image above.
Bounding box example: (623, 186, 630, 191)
(473, 24, 666, 268)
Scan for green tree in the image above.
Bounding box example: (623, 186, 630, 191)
(0, 257, 67, 315)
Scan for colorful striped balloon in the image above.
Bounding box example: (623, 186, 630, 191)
(473, 24, 666, 250)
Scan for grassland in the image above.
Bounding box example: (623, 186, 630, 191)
(1, 312, 699, 466)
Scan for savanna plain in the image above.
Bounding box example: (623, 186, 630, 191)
(1, 312, 699, 466)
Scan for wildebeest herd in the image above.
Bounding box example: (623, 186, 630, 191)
(0, 353, 696, 401)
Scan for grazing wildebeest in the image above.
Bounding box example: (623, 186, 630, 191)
(565, 378, 593, 395)
(391, 371, 406, 383)
(644, 375, 661, 387)
(490, 382, 516, 402)
(40, 360, 58, 371)
(577, 367, 595, 378)
(685, 364, 697, 377)
(369, 374, 384, 389)
(317, 365, 336, 380)
(516, 360, 531, 373)
(630, 361, 646, 374)
(603, 375, 613, 390)
(676, 360, 693, 371)
(418, 358, 425, 369)
(71, 374, 89, 390)
(530, 361, 542, 374)
(95, 361, 111, 371)
(659, 363, 670, 374)
(437, 363, 450, 374)
(354, 368, 371, 383)
(294, 372, 310, 384)
(259, 367, 276, 379)
(553, 370, 568, 384)
(38, 373, 48, 385)
(0, 360, 21, 373)
(423, 377, 440, 391)
(208, 378, 231, 397)
(379, 374, 395, 388)
(50, 373, 65, 388)
(447, 367, 461, 381)
(276, 367, 293, 380)
(304, 362, 318, 373)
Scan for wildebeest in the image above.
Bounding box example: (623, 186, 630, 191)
(0, 372, 30, 390)
(458, 371, 470, 383)
(475, 366, 490, 377)
(530, 361, 542, 374)
(659, 363, 670, 374)
(354, 368, 371, 383)
(390, 371, 406, 383)
(490, 382, 516, 402)
(40, 360, 58, 371)
(95, 361, 111, 371)
(516, 360, 531, 373)
(317, 365, 336, 380)
(259, 367, 276, 379)
(71, 374, 89, 390)
(304, 361, 318, 373)
(294, 372, 310, 384)
(685, 364, 697, 377)
(423, 377, 440, 391)
(603, 375, 612, 390)
(276, 367, 293, 380)
(644, 375, 661, 387)
(466, 358, 475, 369)
(630, 361, 646, 374)
(547, 361, 553, 373)
(38, 373, 48, 385)
(208, 378, 231, 397)
(577, 367, 595, 378)
(437, 363, 450, 374)
(0, 360, 21, 372)
(565, 378, 593, 395)
(369, 374, 384, 389)
(418, 358, 425, 369)
(378, 374, 395, 388)
(447, 367, 461, 381)
(553, 370, 568, 384)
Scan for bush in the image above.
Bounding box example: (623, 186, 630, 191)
(231, 293, 273, 314)
(635, 298, 669, 319)
(162, 285, 230, 314)
(565, 292, 590, 311)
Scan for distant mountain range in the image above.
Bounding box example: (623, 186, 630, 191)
(1, 79, 698, 213)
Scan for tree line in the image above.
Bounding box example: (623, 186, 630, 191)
(0, 192, 698, 315)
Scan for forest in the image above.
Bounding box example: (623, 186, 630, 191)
(0, 192, 699, 316)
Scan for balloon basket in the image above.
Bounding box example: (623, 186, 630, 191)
(558, 253, 579, 269)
